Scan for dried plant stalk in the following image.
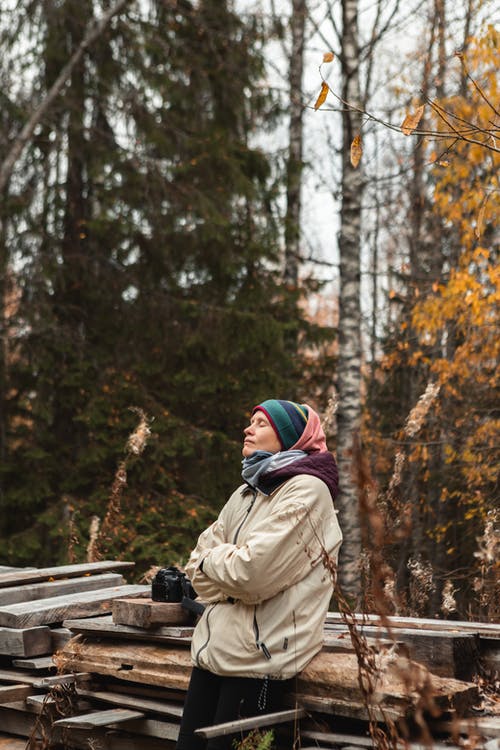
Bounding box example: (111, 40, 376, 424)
(86, 515, 101, 563)
(441, 579, 458, 617)
(66, 506, 79, 565)
(403, 381, 440, 438)
(93, 407, 152, 560)
(320, 393, 339, 433)
(473, 509, 500, 620)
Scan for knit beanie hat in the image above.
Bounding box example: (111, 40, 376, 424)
(253, 399, 309, 450)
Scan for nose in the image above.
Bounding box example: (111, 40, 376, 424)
(244, 423, 254, 436)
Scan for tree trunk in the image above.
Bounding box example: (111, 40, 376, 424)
(51, 0, 92, 454)
(0, 195, 7, 507)
(335, 0, 363, 600)
(284, 0, 307, 288)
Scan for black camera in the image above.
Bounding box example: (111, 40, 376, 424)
(151, 566, 195, 603)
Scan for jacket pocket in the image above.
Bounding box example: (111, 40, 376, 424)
(253, 605, 272, 660)
(253, 589, 293, 661)
(193, 602, 217, 668)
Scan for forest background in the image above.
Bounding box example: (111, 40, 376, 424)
(0, 0, 498, 622)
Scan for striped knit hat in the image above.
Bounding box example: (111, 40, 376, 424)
(253, 399, 309, 451)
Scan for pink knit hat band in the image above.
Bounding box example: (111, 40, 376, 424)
(290, 406, 328, 453)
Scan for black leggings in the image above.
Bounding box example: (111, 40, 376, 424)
(176, 667, 294, 750)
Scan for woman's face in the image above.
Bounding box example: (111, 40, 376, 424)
(242, 411, 281, 457)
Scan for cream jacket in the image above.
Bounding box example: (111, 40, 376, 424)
(185, 474, 342, 679)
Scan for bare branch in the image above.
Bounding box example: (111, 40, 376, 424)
(310, 75, 500, 154)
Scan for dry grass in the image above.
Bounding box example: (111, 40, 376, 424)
(312, 381, 460, 750)
(472, 509, 500, 621)
(89, 406, 151, 561)
(25, 681, 80, 750)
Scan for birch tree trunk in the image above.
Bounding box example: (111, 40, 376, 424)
(336, 0, 363, 599)
(284, 0, 307, 287)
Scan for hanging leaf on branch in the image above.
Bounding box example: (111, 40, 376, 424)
(350, 134, 363, 167)
(314, 81, 330, 110)
(401, 105, 425, 135)
(475, 193, 488, 239)
(323, 52, 335, 63)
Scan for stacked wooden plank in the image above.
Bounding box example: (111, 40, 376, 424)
(0, 561, 149, 746)
(57, 599, 498, 749)
(0, 563, 499, 750)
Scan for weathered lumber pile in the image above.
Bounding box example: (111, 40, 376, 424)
(0, 562, 499, 750)
(0, 561, 149, 747)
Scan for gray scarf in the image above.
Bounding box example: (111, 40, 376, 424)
(241, 449, 307, 495)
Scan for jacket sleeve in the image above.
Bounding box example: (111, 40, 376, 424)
(184, 491, 239, 603)
(200, 476, 342, 605)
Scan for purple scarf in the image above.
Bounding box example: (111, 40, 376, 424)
(252, 452, 338, 502)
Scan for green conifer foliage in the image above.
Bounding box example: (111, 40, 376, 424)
(0, 0, 310, 573)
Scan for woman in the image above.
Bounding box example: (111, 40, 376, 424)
(176, 399, 342, 750)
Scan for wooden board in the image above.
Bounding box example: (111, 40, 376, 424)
(0, 625, 51, 657)
(107, 717, 179, 741)
(0, 669, 40, 685)
(195, 709, 306, 739)
(0, 561, 135, 589)
(0, 707, 167, 750)
(64, 614, 193, 644)
(433, 717, 500, 739)
(112, 598, 192, 628)
(325, 612, 500, 638)
(300, 729, 373, 748)
(26, 694, 92, 713)
(0, 706, 39, 737)
(55, 710, 179, 741)
(54, 708, 144, 728)
(0, 567, 34, 573)
(51, 626, 73, 651)
(0, 573, 125, 606)
(77, 688, 184, 717)
(301, 729, 465, 750)
(0, 734, 30, 749)
(294, 693, 403, 722)
(297, 650, 479, 718)
(11, 656, 55, 671)
(324, 627, 480, 680)
(33, 672, 92, 688)
(58, 639, 479, 721)
(59, 638, 193, 691)
(95, 680, 185, 704)
(0, 684, 34, 704)
(0, 585, 149, 628)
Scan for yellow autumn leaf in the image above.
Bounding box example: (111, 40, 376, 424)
(323, 52, 334, 63)
(475, 198, 487, 239)
(350, 134, 363, 168)
(401, 104, 424, 135)
(314, 82, 329, 110)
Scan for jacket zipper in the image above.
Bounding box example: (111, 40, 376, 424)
(196, 493, 258, 666)
(234, 492, 271, 659)
(232, 490, 257, 544)
(194, 603, 215, 667)
(253, 606, 271, 660)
